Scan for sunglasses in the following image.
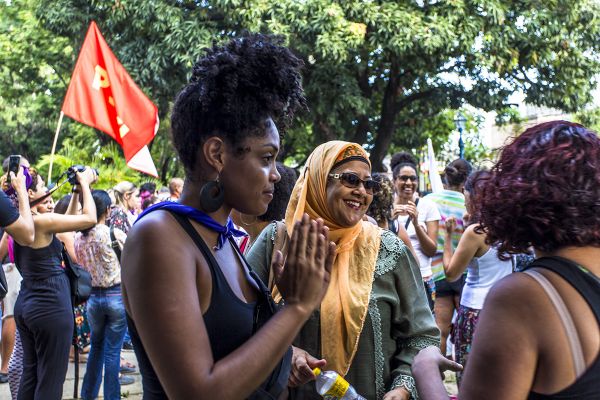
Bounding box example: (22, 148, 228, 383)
(328, 172, 381, 194)
(397, 175, 418, 182)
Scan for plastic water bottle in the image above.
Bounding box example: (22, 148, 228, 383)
(313, 368, 366, 400)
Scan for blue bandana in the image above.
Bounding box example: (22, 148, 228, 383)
(136, 202, 246, 250)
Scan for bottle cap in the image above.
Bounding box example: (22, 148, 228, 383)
(313, 367, 321, 376)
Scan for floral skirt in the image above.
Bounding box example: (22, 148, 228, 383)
(73, 303, 91, 349)
(454, 304, 481, 385)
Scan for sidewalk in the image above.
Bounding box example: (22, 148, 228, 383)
(0, 350, 143, 400)
(0, 352, 459, 399)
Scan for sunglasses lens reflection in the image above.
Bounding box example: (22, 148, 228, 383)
(340, 173, 379, 194)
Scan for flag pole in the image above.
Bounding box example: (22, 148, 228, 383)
(48, 111, 64, 185)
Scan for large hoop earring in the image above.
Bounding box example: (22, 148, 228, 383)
(199, 176, 224, 213)
(240, 214, 258, 226)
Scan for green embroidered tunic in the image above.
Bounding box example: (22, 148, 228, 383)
(246, 223, 440, 400)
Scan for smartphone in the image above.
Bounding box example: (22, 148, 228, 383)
(6, 155, 21, 184)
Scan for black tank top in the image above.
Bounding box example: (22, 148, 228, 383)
(526, 256, 600, 400)
(127, 212, 290, 399)
(14, 235, 64, 280)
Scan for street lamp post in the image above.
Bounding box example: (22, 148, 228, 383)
(454, 112, 467, 159)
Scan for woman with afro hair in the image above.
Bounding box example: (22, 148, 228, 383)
(121, 34, 336, 399)
(413, 121, 600, 399)
(366, 172, 417, 261)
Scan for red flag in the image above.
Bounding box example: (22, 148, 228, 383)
(62, 21, 158, 176)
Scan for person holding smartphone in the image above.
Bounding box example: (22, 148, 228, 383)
(0, 157, 34, 246)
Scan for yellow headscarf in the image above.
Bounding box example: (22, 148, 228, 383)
(285, 141, 381, 376)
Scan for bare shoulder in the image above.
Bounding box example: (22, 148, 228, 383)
(484, 271, 545, 312)
(121, 210, 199, 298)
(477, 271, 556, 348)
(123, 210, 192, 252)
(473, 271, 556, 348)
(463, 224, 485, 240)
(123, 210, 175, 248)
(460, 272, 544, 398)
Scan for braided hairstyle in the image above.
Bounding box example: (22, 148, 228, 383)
(171, 34, 306, 176)
(367, 173, 394, 225)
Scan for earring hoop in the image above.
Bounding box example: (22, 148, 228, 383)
(199, 175, 224, 213)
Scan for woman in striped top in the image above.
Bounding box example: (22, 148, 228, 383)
(424, 159, 471, 358)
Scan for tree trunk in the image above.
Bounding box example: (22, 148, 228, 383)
(160, 156, 170, 183)
(351, 115, 370, 145)
(352, 53, 372, 146)
(312, 115, 336, 144)
(371, 62, 401, 171)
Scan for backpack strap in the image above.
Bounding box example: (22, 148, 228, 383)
(404, 197, 420, 229)
(110, 225, 122, 263)
(522, 269, 586, 377)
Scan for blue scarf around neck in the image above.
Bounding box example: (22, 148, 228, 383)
(136, 202, 246, 250)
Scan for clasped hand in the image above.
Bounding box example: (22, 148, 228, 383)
(393, 201, 418, 223)
(272, 214, 336, 314)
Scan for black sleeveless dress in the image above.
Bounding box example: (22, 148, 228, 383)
(127, 212, 291, 399)
(14, 236, 74, 399)
(525, 257, 600, 399)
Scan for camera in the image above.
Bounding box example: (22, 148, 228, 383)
(66, 165, 99, 185)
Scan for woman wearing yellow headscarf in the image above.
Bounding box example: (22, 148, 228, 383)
(247, 141, 439, 400)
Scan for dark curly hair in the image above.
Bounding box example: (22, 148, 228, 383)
(477, 120, 600, 258)
(258, 163, 297, 222)
(171, 34, 306, 175)
(367, 173, 394, 224)
(444, 158, 472, 187)
(390, 151, 418, 180)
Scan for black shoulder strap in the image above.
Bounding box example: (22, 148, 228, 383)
(168, 212, 221, 273)
(229, 236, 272, 295)
(388, 219, 398, 234)
(169, 213, 289, 398)
(527, 256, 600, 320)
(404, 197, 420, 229)
(110, 225, 122, 263)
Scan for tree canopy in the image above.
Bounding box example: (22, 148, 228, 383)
(2, 0, 599, 177)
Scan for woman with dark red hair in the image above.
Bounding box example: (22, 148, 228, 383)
(412, 121, 600, 399)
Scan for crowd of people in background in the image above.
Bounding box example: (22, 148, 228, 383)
(0, 33, 598, 400)
(0, 162, 185, 399)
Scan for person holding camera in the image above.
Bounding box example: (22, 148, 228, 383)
(4, 169, 58, 399)
(13, 167, 97, 400)
(0, 158, 34, 246)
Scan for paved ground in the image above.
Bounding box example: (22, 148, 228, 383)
(444, 371, 459, 396)
(0, 349, 143, 400)
(0, 350, 457, 399)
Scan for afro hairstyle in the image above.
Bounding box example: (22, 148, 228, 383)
(170, 34, 306, 175)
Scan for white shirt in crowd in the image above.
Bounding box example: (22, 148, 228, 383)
(395, 197, 441, 279)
